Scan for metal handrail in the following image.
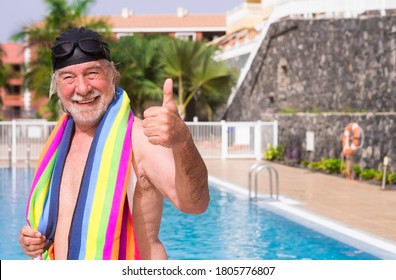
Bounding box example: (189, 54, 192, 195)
(248, 163, 279, 200)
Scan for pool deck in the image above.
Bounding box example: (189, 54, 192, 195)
(205, 159, 396, 245)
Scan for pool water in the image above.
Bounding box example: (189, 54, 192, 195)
(0, 167, 379, 260)
(0, 167, 34, 260)
(160, 186, 379, 260)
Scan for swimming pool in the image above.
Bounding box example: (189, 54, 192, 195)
(160, 184, 380, 260)
(0, 167, 382, 260)
(0, 167, 34, 260)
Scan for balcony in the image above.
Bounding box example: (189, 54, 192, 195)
(7, 78, 23, 86)
(226, 3, 264, 34)
(2, 94, 24, 107)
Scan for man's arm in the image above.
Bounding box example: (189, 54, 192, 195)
(171, 129, 209, 214)
(138, 78, 209, 214)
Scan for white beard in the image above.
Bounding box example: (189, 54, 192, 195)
(60, 89, 115, 127)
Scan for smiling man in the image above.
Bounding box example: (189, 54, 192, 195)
(18, 27, 209, 260)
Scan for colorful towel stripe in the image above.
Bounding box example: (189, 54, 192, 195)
(25, 88, 140, 260)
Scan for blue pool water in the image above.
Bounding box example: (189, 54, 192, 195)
(0, 167, 34, 260)
(0, 167, 379, 260)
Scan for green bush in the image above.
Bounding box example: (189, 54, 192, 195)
(387, 172, 396, 184)
(264, 145, 285, 161)
(308, 161, 322, 170)
(323, 158, 341, 174)
(373, 170, 383, 181)
(304, 157, 394, 184)
(353, 165, 361, 177)
(308, 158, 341, 174)
(360, 169, 376, 180)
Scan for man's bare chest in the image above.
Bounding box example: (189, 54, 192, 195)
(58, 137, 91, 210)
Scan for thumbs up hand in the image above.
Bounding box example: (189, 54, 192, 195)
(143, 78, 188, 148)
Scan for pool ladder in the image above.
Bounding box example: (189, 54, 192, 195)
(249, 163, 279, 200)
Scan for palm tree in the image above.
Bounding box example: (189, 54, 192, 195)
(12, 0, 111, 120)
(160, 38, 236, 120)
(109, 34, 165, 117)
(160, 38, 199, 118)
(186, 45, 237, 121)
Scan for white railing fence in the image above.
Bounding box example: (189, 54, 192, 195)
(0, 120, 278, 166)
(0, 120, 56, 166)
(188, 120, 278, 160)
(263, 0, 396, 18)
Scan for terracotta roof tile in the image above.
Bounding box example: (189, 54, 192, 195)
(24, 14, 226, 36)
(106, 14, 226, 31)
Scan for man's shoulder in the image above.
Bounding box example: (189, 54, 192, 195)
(131, 116, 146, 149)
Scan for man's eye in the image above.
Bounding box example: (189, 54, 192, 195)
(62, 76, 75, 82)
(87, 72, 99, 78)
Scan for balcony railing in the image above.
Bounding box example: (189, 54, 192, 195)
(262, 0, 396, 19)
(226, 2, 263, 27)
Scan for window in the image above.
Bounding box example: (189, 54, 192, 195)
(6, 85, 21, 95)
(175, 32, 196, 41)
(11, 64, 21, 73)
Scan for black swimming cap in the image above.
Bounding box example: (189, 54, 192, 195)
(51, 27, 111, 71)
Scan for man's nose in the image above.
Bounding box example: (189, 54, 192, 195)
(75, 76, 92, 95)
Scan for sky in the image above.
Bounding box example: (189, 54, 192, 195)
(0, 0, 244, 43)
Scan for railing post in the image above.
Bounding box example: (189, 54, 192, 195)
(27, 144, 31, 169)
(273, 120, 278, 147)
(11, 120, 17, 166)
(381, 0, 386, 16)
(221, 120, 228, 160)
(254, 120, 262, 161)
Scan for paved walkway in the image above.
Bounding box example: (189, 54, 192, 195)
(205, 159, 396, 243)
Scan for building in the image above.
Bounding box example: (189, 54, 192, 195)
(0, 42, 30, 119)
(109, 7, 226, 42)
(213, 1, 263, 65)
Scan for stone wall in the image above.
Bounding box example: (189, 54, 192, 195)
(224, 16, 396, 170)
(258, 113, 395, 171)
(226, 16, 396, 117)
(223, 53, 250, 72)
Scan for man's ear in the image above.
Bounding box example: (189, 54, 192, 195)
(113, 69, 121, 86)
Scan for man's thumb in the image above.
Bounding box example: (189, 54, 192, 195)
(162, 78, 175, 108)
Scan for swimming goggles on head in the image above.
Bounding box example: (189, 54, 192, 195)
(51, 38, 108, 59)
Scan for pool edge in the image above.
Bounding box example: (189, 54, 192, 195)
(208, 175, 396, 260)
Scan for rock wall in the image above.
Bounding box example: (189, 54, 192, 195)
(225, 16, 396, 170)
(258, 113, 395, 171)
(226, 16, 396, 117)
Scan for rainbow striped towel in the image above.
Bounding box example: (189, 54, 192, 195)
(26, 88, 140, 260)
